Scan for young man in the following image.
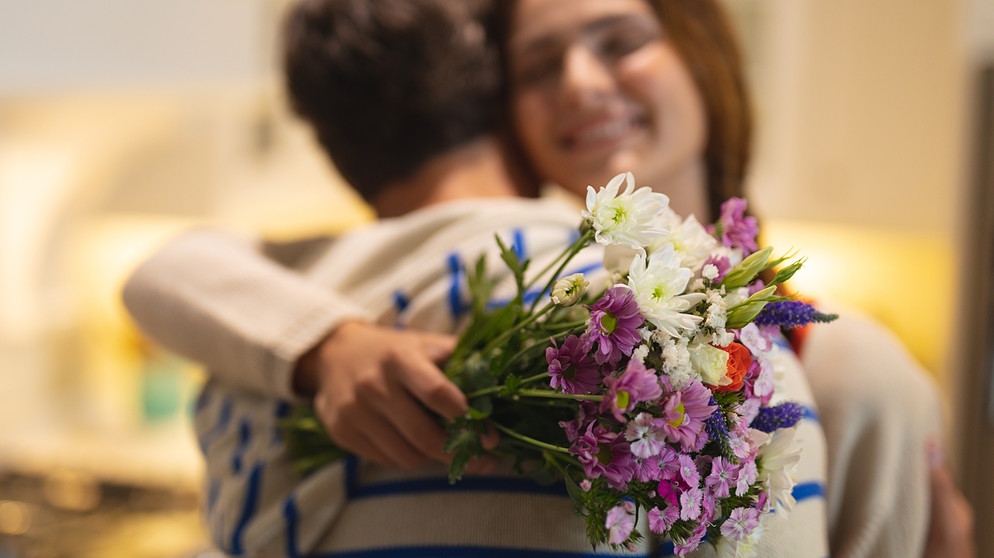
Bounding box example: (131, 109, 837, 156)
(124, 0, 828, 555)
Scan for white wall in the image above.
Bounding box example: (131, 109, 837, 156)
(0, 0, 274, 92)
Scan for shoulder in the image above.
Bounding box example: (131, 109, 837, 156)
(799, 302, 941, 415)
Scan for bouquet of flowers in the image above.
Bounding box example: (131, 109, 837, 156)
(286, 172, 836, 556)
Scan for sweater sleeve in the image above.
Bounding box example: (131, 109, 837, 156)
(121, 227, 373, 400)
(800, 307, 940, 558)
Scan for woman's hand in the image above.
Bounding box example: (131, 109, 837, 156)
(923, 440, 975, 558)
(294, 320, 468, 469)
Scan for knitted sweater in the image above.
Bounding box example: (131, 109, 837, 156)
(124, 197, 829, 557)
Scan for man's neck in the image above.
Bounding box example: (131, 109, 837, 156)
(373, 137, 524, 218)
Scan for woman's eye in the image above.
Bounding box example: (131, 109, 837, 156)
(597, 28, 654, 60)
(513, 54, 561, 86)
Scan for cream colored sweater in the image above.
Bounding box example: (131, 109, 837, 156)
(124, 197, 835, 557)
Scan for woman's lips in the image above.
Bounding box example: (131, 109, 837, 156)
(560, 113, 647, 152)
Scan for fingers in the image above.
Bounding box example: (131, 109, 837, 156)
(318, 390, 440, 469)
(923, 439, 976, 558)
(389, 339, 467, 421)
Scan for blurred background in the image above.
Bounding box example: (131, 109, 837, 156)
(0, 0, 991, 556)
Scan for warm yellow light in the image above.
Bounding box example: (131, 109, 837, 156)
(762, 220, 955, 377)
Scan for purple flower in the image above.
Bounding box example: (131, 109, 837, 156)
(558, 401, 599, 443)
(750, 401, 805, 433)
(720, 507, 761, 541)
(546, 335, 601, 394)
(586, 286, 644, 365)
(674, 522, 709, 556)
(603, 359, 663, 422)
(625, 412, 665, 458)
(705, 456, 737, 498)
(573, 423, 636, 490)
(647, 504, 679, 534)
(735, 460, 758, 495)
(754, 300, 838, 329)
(659, 380, 717, 452)
(633, 454, 662, 482)
(605, 501, 636, 544)
(711, 197, 759, 254)
(676, 453, 700, 488)
(680, 486, 704, 521)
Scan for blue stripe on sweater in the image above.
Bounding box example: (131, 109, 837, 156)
(274, 401, 291, 444)
(512, 228, 527, 261)
(231, 419, 251, 474)
(198, 393, 233, 452)
(230, 463, 263, 555)
(343, 474, 823, 504)
(791, 481, 825, 501)
(284, 497, 300, 558)
(308, 547, 648, 558)
(349, 475, 569, 500)
(447, 253, 465, 319)
(802, 404, 820, 424)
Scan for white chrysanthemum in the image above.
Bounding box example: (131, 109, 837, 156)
(688, 340, 729, 386)
(627, 246, 705, 338)
(650, 214, 719, 270)
(583, 172, 670, 251)
(756, 427, 802, 513)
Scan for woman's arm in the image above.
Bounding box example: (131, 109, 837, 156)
(122, 227, 473, 468)
(122, 227, 371, 400)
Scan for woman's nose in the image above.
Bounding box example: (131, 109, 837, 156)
(559, 44, 616, 108)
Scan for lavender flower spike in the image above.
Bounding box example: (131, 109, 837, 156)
(753, 300, 838, 329)
(750, 401, 805, 433)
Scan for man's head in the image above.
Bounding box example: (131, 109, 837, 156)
(283, 0, 501, 203)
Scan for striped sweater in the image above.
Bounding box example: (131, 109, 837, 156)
(125, 197, 829, 557)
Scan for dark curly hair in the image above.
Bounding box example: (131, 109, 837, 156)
(283, 0, 502, 202)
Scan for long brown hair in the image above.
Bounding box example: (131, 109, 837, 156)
(493, 0, 753, 219)
(648, 0, 753, 219)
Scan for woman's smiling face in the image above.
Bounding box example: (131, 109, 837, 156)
(506, 0, 707, 197)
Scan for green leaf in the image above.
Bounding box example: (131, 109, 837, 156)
(444, 419, 485, 483)
(495, 234, 528, 298)
(499, 374, 523, 397)
(466, 395, 493, 419)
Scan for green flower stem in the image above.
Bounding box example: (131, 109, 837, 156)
(516, 389, 604, 402)
(490, 421, 571, 454)
(464, 372, 550, 399)
(524, 228, 594, 293)
(479, 301, 557, 355)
